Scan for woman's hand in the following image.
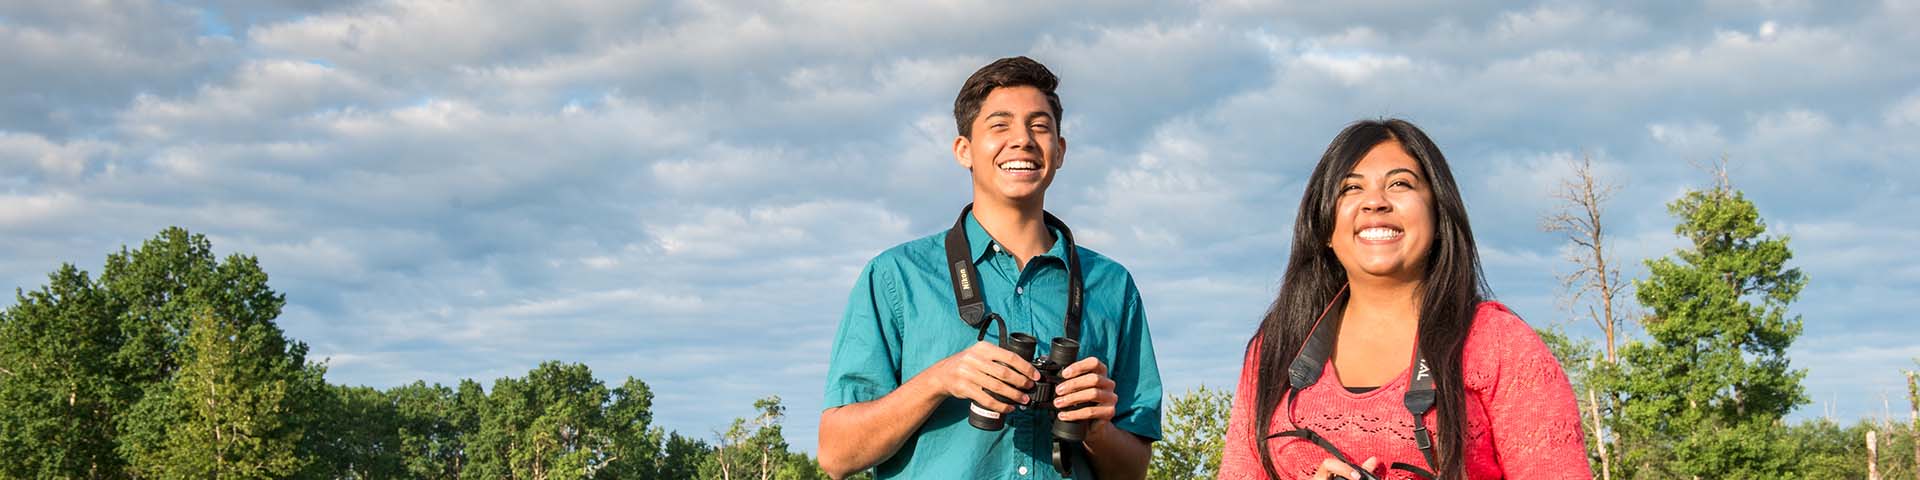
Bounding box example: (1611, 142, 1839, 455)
(1306, 456, 1379, 480)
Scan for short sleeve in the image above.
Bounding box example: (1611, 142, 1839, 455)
(1107, 276, 1164, 441)
(823, 260, 905, 409)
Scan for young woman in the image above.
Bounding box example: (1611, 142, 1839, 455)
(1217, 119, 1590, 479)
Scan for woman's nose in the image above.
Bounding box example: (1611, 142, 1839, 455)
(1359, 191, 1391, 213)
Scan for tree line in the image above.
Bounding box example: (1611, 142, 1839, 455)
(0, 228, 856, 479)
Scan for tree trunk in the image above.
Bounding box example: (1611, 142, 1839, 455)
(1906, 371, 1917, 480)
(1587, 387, 1611, 480)
(1867, 429, 1880, 480)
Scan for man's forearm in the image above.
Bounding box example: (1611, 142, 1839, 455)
(1081, 418, 1152, 480)
(817, 375, 946, 479)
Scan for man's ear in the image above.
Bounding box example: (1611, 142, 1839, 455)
(1054, 135, 1067, 170)
(952, 135, 973, 170)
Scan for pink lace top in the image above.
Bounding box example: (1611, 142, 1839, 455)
(1217, 302, 1591, 479)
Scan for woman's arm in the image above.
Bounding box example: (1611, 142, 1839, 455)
(1217, 347, 1269, 479)
(1481, 309, 1594, 479)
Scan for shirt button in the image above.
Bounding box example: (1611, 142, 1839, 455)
(1016, 286, 1025, 295)
(992, 243, 1002, 253)
(1018, 465, 1029, 475)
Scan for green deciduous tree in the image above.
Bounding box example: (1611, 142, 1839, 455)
(467, 361, 659, 479)
(1150, 385, 1232, 480)
(698, 395, 851, 480)
(120, 310, 310, 479)
(1, 227, 325, 479)
(657, 431, 710, 480)
(1607, 173, 1808, 478)
(0, 264, 125, 478)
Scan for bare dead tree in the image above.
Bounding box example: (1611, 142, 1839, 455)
(1542, 153, 1627, 362)
(1541, 152, 1628, 480)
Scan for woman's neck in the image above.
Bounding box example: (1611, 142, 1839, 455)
(1343, 277, 1423, 332)
(972, 200, 1053, 269)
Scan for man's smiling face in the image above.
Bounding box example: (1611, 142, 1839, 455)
(954, 85, 1066, 208)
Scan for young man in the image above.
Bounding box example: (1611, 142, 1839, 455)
(818, 57, 1162, 479)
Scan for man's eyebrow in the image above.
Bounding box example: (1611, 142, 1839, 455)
(983, 111, 1013, 121)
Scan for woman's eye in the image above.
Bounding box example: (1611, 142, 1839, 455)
(1391, 180, 1412, 189)
(1340, 184, 1361, 193)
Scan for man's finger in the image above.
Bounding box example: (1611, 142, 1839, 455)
(1055, 404, 1114, 422)
(1053, 371, 1113, 396)
(1051, 385, 1113, 410)
(970, 342, 1041, 381)
(967, 355, 1035, 391)
(1059, 356, 1106, 379)
(961, 362, 1032, 405)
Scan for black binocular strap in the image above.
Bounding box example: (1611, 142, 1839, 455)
(944, 204, 1084, 342)
(1278, 286, 1441, 478)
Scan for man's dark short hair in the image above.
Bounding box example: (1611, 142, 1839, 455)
(953, 56, 1062, 138)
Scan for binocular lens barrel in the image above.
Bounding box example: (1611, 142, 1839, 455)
(1007, 333, 1039, 361)
(1048, 338, 1078, 366)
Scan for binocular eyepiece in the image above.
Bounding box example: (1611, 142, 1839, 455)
(966, 332, 1088, 442)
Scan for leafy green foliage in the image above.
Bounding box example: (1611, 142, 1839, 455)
(120, 310, 311, 478)
(0, 228, 773, 479)
(1150, 385, 1231, 480)
(1602, 184, 1809, 478)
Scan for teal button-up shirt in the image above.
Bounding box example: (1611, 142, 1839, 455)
(824, 212, 1163, 479)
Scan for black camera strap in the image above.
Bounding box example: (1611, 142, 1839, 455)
(1269, 287, 1440, 479)
(944, 203, 1088, 477)
(943, 203, 1084, 342)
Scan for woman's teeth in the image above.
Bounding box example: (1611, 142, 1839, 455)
(1358, 227, 1402, 241)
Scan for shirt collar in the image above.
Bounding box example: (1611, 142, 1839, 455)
(963, 211, 1066, 265)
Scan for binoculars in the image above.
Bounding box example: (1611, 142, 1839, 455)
(966, 332, 1087, 442)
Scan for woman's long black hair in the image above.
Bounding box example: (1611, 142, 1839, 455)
(1251, 119, 1488, 480)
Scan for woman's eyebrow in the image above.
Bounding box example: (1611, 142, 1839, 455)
(1343, 168, 1421, 180)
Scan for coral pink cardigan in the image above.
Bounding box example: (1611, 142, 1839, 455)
(1217, 302, 1591, 479)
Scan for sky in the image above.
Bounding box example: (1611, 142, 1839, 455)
(4, 0, 1918, 454)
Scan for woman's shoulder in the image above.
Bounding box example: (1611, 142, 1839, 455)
(1470, 300, 1527, 331)
(1463, 300, 1561, 390)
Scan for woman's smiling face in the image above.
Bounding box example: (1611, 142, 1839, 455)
(1328, 139, 1435, 285)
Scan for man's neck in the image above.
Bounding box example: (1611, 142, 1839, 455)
(972, 199, 1053, 270)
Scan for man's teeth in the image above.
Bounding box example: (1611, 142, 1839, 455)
(1358, 228, 1402, 241)
(1000, 160, 1038, 171)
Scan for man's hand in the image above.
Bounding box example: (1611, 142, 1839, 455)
(1051, 357, 1118, 423)
(926, 341, 1040, 414)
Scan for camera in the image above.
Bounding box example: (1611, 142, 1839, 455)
(966, 332, 1087, 442)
